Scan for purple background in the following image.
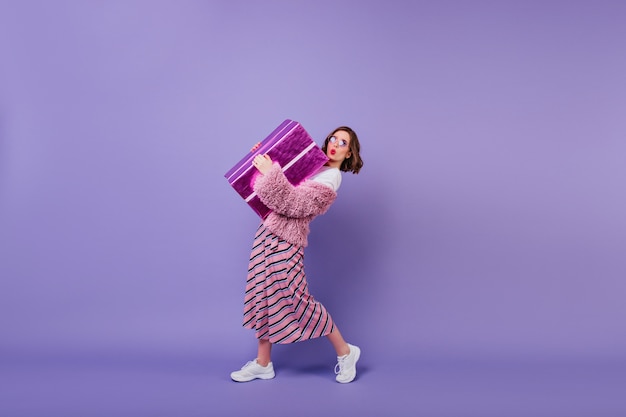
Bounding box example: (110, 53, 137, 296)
(1, 1, 625, 416)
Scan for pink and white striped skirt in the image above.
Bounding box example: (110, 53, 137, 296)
(242, 224, 335, 344)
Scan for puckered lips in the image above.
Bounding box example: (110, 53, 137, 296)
(330, 149, 336, 155)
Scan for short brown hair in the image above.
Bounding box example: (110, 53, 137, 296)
(321, 126, 364, 174)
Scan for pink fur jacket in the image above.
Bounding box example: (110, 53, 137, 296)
(254, 164, 337, 247)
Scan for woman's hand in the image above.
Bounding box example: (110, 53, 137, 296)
(250, 142, 261, 152)
(252, 153, 273, 175)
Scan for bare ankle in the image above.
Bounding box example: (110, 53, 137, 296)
(336, 344, 350, 357)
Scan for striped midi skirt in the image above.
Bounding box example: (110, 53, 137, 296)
(242, 224, 335, 344)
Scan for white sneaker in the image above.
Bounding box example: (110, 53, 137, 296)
(230, 359, 275, 382)
(334, 343, 361, 383)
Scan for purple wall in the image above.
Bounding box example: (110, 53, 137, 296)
(1, 0, 625, 368)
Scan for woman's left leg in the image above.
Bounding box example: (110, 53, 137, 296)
(326, 327, 350, 356)
(326, 326, 361, 383)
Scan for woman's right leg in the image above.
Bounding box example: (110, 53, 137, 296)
(257, 338, 272, 366)
(230, 338, 275, 382)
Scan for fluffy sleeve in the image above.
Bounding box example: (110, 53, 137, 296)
(254, 164, 337, 219)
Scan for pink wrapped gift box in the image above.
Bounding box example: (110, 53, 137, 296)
(224, 119, 329, 219)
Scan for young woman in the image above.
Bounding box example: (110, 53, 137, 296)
(231, 126, 364, 384)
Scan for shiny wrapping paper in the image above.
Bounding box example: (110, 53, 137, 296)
(224, 119, 329, 219)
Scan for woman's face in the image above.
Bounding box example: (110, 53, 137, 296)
(326, 130, 352, 166)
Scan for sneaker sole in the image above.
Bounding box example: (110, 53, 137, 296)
(231, 371, 275, 383)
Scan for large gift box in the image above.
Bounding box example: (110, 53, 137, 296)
(224, 119, 329, 219)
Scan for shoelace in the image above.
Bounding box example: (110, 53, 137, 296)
(334, 355, 348, 375)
